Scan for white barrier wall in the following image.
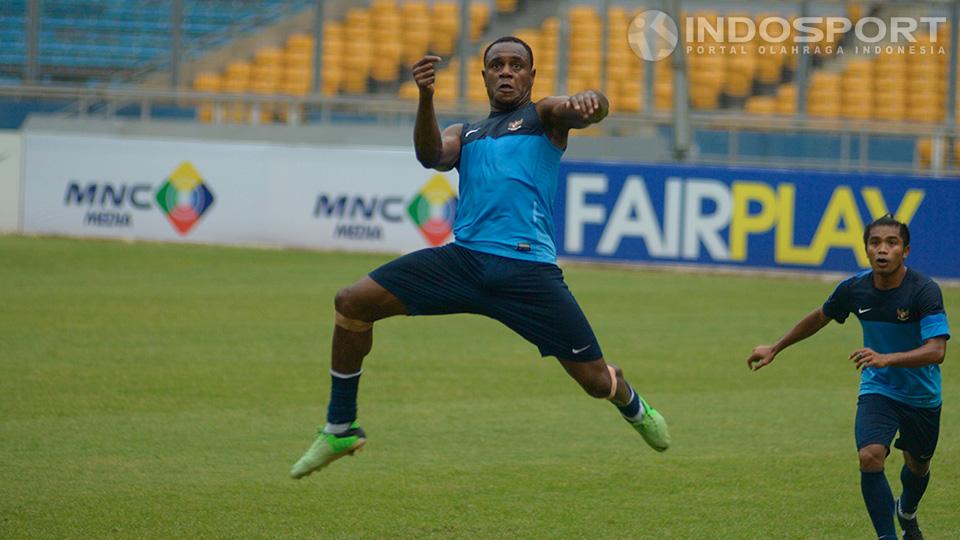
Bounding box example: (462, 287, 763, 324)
(0, 132, 22, 232)
(22, 132, 459, 252)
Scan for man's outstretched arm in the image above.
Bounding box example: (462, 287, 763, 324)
(411, 55, 462, 171)
(537, 90, 610, 130)
(747, 307, 832, 371)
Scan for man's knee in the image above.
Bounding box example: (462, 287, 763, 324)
(903, 451, 931, 476)
(858, 444, 888, 472)
(334, 287, 373, 332)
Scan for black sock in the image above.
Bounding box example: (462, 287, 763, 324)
(326, 369, 362, 431)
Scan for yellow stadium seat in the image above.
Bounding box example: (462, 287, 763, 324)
(618, 80, 643, 112)
(745, 96, 776, 115)
(606, 64, 629, 84)
(917, 138, 932, 167)
(874, 76, 906, 93)
(194, 72, 220, 92)
(756, 57, 784, 85)
(807, 102, 841, 118)
(845, 59, 872, 77)
(193, 73, 220, 123)
(398, 80, 419, 100)
(255, 47, 283, 66)
(776, 85, 797, 115)
(690, 87, 719, 109)
(725, 75, 752, 98)
(288, 33, 316, 51)
(873, 102, 906, 121)
(286, 49, 313, 70)
(906, 104, 944, 123)
(226, 61, 252, 82)
(842, 101, 872, 120)
(496, 0, 517, 14)
(569, 5, 599, 19)
(842, 71, 870, 94)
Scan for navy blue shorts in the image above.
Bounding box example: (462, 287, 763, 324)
(368, 243, 603, 361)
(855, 393, 941, 462)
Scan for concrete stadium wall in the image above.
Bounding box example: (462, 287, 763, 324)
(0, 131, 22, 232)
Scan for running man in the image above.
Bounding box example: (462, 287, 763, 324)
(290, 36, 671, 479)
(747, 215, 949, 540)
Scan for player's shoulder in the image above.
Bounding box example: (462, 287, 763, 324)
(904, 266, 933, 284)
(904, 267, 943, 295)
(838, 269, 873, 290)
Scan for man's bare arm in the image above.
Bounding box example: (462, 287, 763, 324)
(537, 90, 610, 131)
(412, 55, 462, 171)
(747, 307, 832, 371)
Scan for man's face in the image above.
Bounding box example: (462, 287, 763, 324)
(482, 42, 535, 108)
(865, 224, 910, 276)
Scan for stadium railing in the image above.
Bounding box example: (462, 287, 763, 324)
(2, 82, 957, 177)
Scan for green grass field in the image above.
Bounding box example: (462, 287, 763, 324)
(1, 235, 957, 539)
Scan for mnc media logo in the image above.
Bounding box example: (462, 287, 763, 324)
(407, 174, 457, 246)
(155, 161, 215, 235)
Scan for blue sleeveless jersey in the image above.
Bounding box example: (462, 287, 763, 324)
(822, 268, 951, 408)
(454, 102, 564, 263)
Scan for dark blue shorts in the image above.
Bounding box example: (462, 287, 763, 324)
(855, 393, 941, 462)
(368, 243, 603, 361)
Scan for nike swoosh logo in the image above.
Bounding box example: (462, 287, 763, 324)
(572, 345, 591, 354)
(464, 128, 480, 137)
(858, 307, 872, 314)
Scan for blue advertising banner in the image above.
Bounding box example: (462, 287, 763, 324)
(555, 162, 960, 279)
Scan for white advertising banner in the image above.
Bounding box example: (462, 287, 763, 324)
(0, 132, 22, 232)
(22, 133, 459, 253)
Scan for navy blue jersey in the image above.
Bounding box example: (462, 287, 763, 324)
(454, 102, 563, 263)
(823, 268, 950, 407)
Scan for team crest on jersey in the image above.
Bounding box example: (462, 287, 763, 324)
(508, 118, 524, 131)
(897, 308, 910, 321)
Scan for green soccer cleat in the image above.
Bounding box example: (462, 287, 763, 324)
(628, 395, 671, 452)
(289, 422, 366, 479)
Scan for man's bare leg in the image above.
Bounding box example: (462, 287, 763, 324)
(559, 358, 671, 452)
(290, 277, 407, 479)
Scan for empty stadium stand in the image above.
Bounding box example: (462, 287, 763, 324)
(0, 0, 312, 83)
(2, 0, 958, 173)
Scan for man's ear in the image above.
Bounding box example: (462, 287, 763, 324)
(903, 244, 911, 259)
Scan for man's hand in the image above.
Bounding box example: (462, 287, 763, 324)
(412, 55, 442, 96)
(850, 347, 891, 370)
(747, 345, 777, 371)
(564, 90, 606, 122)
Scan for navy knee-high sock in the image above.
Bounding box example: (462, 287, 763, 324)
(326, 369, 362, 431)
(861, 470, 897, 539)
(899, 464, 930, 515)
(614, 384, 643, 420)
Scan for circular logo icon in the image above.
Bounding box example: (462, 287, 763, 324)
(628, 10, 679, 61)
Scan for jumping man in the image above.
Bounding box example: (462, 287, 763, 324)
(290, 36, 671, 479)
